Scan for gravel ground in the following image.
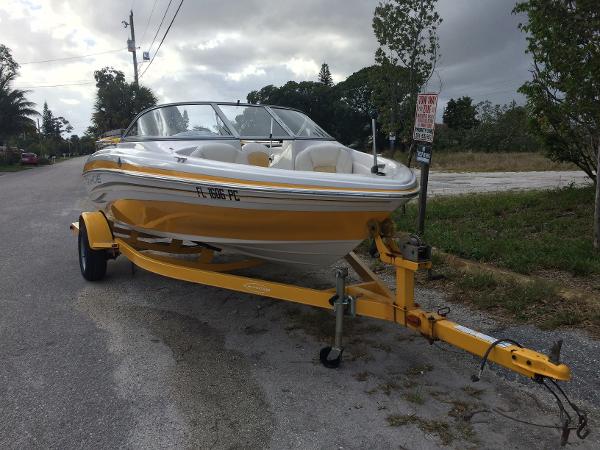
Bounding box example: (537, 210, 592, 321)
(422, 170, 591, 196)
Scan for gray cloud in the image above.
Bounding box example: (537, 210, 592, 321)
(2, 0, 532, 135)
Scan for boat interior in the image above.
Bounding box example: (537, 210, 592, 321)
(119, 102, 404, 179)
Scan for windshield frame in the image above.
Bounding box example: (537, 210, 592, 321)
(121, 101, 335, 142)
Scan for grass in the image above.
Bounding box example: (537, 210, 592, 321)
(427, 266, 600, 333)
(392, 151, 578, 172)
(391, 186, 600, 333)
(386, 415, 454, 445)
(394, 186, 600, 277)
(0, 164, 32, 172)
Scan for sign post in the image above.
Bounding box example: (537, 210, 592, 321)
(413, 93, 438, 236)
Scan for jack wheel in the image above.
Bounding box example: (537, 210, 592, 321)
(78, 220, 107, 281)
(320, 346, 343, 368)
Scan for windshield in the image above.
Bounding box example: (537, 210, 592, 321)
(271, 108, 331, 138)
(126, 104, 232, 138)
(124, 103, 333, 140)
(217, 104, 289, 138)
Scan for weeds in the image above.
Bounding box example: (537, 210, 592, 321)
(386, 414, 454, 445)
(394, 186, 600, 277)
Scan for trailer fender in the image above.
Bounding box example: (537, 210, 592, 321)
(79, 212, 116, 250)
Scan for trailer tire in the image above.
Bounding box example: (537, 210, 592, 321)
(78, 220, 107, 281)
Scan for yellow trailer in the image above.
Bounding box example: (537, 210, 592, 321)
(71, 212, 589, 445)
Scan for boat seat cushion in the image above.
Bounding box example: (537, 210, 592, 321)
(190, 143, 243, 163)
(270, 141, 294, 170)
(241, 143, 271, 167)
(295, 144, 353, 174)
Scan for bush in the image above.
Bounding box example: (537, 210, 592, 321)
(0, 148, 21, 165)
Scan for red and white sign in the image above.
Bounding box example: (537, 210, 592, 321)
(413, 93, 438, 143)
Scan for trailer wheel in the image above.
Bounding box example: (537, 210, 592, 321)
(78, 220, 107, 281)
(319, 346, 343, 368)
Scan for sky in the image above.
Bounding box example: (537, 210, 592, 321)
(0, 0, 532, 136)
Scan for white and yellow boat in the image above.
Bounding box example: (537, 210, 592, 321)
(83, 102, 418, 265)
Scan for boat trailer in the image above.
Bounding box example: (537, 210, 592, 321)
(71, 211, 589, 445)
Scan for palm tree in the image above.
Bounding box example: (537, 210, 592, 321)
(0, 67, 38, 141)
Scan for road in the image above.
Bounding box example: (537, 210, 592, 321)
(0, 158, 597, 449)
(425, 169, 590, 196)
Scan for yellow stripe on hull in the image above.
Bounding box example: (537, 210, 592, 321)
(110, 199, 390, 241)
(84, 160, 417, 195)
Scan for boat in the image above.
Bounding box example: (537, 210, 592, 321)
(82, 102, 419, 266)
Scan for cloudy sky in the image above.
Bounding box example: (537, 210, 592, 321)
(1, 0, 532, 135)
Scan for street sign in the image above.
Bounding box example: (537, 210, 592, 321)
(143, 51, 150, 61)
(413, 93, 438, 143)
(127, 39, 135, 52)
(416, 143, 432, 165)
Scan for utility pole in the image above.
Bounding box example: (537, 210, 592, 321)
(123, 10, 139, 85)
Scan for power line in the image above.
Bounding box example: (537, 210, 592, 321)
(140, 0, 161, 49)
(140, 0, 184, 80)
(147, 0, 174, 54)
(19, 48, 126, 65)
(14, 81, 95, 88)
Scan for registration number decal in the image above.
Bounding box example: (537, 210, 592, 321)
(196, 186, 240, 201)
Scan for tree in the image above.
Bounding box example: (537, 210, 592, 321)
(371, 0, 442, 146)
(513, 0, 600, 249)
(90, 67, 157, 135)
(318, 63, 333, 86)
(0, 44, 19, 78)
(443, 96, 479, 130)
(41, 101, 54, 137)
(0, 47, 37, 144)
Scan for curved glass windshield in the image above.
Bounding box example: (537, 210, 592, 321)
(125, 103, 333, 140)
(271, 108, 331, 138)
(126, 104, 232, 138)
(218, 104, 289, 138)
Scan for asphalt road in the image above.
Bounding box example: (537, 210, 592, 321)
(1, 158, 597, 449)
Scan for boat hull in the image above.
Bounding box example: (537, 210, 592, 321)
(84, 159, 417, 266)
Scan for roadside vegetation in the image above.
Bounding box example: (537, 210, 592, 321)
(390, 186, 600, 334)
(395, 151, 577, 172)
(395, 186, 599, 276)
(0, 44, 157, 171)
(0, 163, 31, 172)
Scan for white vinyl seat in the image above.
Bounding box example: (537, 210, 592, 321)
(241, 142, 271, 167)
(270, 141, 294, 170)
(190, 143, 245, 163)
(295, 144, 353, 173)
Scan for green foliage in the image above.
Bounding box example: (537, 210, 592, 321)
(0, 45, 37, 143)
(436, 100, 542, 152)
(247, 79, 365, 147)
(41, 101, 53, 136)
(89, 67, 157, 136)
(318, 63, 333, 86)
(443, 97, 478, 130)
(0, 44, 19, 78)
(371, 0, 442, 141)
(513, 0, 600, 180)
(247, 65, 404, 149)
(394, 186, 600, 276)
